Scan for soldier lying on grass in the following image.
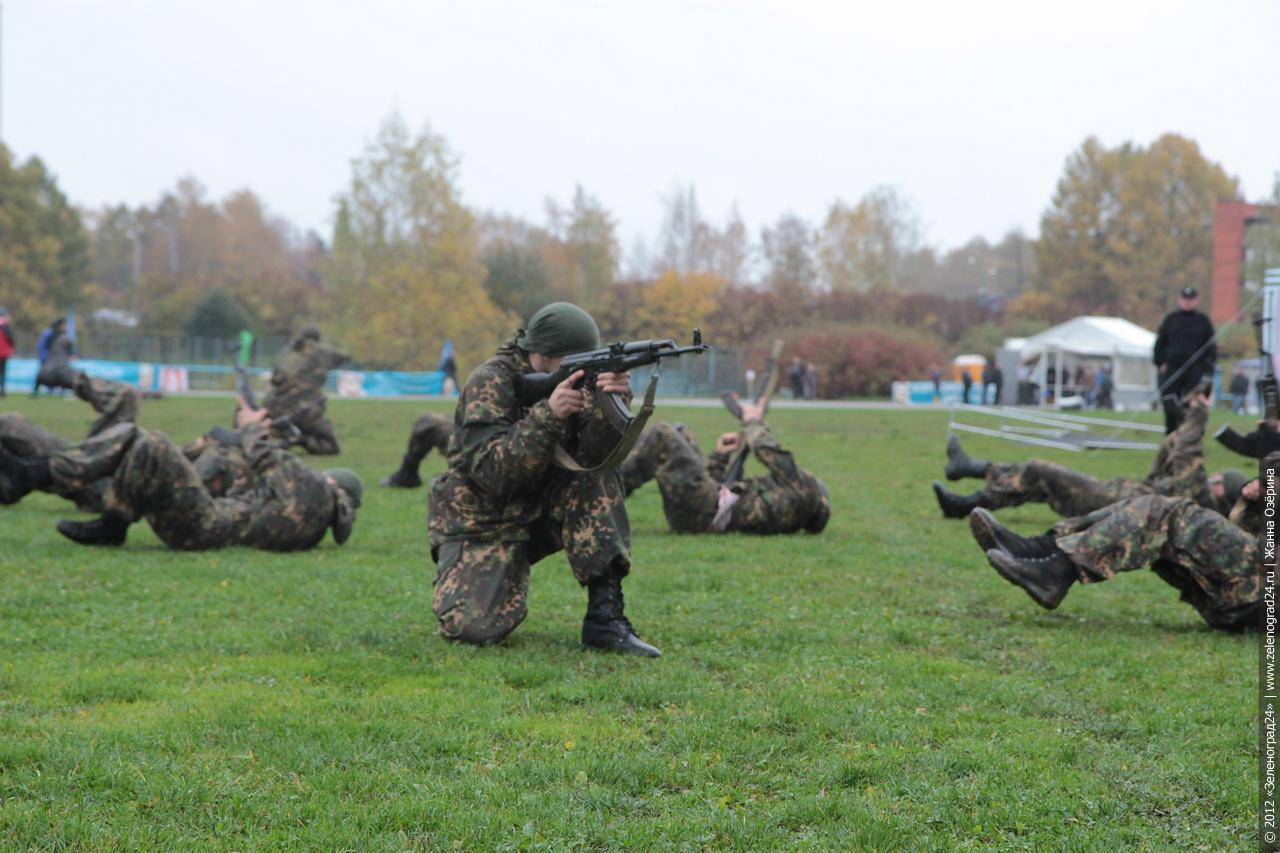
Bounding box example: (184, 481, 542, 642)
(961, 454, 1269, 632)
(932, 393, 1246, 520)
(0, 400, 361, 552)
(618, 399, 829, 536)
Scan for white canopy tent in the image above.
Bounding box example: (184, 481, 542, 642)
(1012, 316, 1157, 409)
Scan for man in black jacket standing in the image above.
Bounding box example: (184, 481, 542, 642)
(1154, 286, 1215, 434)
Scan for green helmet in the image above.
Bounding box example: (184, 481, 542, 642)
(293, 324, 322, 349)
(326, 468, 363, 507)
(1219, 469, 1248, 505)
(519, 302, 600, 357)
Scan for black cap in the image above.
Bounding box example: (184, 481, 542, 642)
(1180, 287, 1198, 299)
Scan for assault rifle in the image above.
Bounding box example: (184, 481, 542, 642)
(514, 330, 707, 420)
(1215, 315, 1280, 459)
(513, 330, 708, 473)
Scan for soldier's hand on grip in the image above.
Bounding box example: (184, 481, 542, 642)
(548, 370, 589, 419)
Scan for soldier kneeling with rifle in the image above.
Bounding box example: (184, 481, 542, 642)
(618, 398, 830, 536)
(428, 302, 706, 656)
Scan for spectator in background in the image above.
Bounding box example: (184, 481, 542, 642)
(35, 318, 77, 394)
(802, 362, 818, 400)
(1154, 286, 1216, 434)
(788, 357, 805, 399)
(961, 369, 973, 405)
(930, 365, 943, 402)
(988, 362, 1003, 405)
(31, 319, 56, 398)
(438, 340, 459, 395)
(1230, 368, 1250, 415)
(1097, 364, 1114, 410)
(0, 309, 13, 397)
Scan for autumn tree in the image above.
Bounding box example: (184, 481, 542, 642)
(816, 186, 922, 292)
(760, 213, 815, 299)
(0, 146, 91, 338)
(325, 112, 512, 370)
(1035, 133, 1238, 326)
(629, 270, 724, 341)
(653, 184, 751, 283)
(532, 186, 620, 314)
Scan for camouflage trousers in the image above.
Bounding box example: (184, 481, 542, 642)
(390, 413, 451, 480)
(0, 412, 105, 511)
(432, 469, 631, 645)
(1053, 493, 1259, 631)
(982, 460, 1150, 518)
(618, 423, 719, 533)
(50, 423, 245, 550)
(73, 374, 140, 437)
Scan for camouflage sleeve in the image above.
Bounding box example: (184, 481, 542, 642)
(316, 343, 351, 371)
(706, 450, 731, 481)
(1147, 402, 1208, 481)
(459, 366, 567, 498)
(239, 424, 282, 471)
(743, 420, 804, 483)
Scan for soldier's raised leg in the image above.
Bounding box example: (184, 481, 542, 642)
(382, 413, 451, 488)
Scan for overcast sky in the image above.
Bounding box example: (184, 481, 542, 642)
(5, 0, 1277, 257)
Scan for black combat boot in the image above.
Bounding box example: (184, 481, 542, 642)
(56, 513, 129, 547)
(968, 508, 1058, 559)
(379, 455, 423, 488)
(945, 435, 990, 481)
(582, 570, 662, 658)
(0, 444, 51, 499)
(984, 547, 1076, 610)
(931, 482, 987, 519)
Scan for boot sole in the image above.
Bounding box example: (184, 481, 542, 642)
(968, 508, 999, 551)
(985, 549, 1063, 610)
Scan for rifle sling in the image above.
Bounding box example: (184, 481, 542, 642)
(550, 370, 660, 474)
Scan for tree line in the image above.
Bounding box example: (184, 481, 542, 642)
(0, 114, 1275, 389)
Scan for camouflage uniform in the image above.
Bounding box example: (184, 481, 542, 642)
(1049, 491, 1260, 631)
(47, 423, 353, 551)
(0, 413, 105, 511)
(382, 412, 453, 487)
(73, 374, 141, 437)
(618, 420, 829, 535)
(263, 332, 350, 455)
(181, 433, 254, 498)
(427, 343, 631, 645)
(977, 403, 1217, 516)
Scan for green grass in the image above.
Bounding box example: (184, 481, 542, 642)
(0, 395, 1257, 849)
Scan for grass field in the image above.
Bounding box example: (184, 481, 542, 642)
(0, 394, 1257, 849)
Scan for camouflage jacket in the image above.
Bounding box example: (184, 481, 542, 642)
(718, 421, 825, 534)
(218, 425, 350, 550)
(182, 432, 253, 498)
(1144, 402, 1212, 506)
(428, 343, 569, 545)
(263, 340, 350, 415)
